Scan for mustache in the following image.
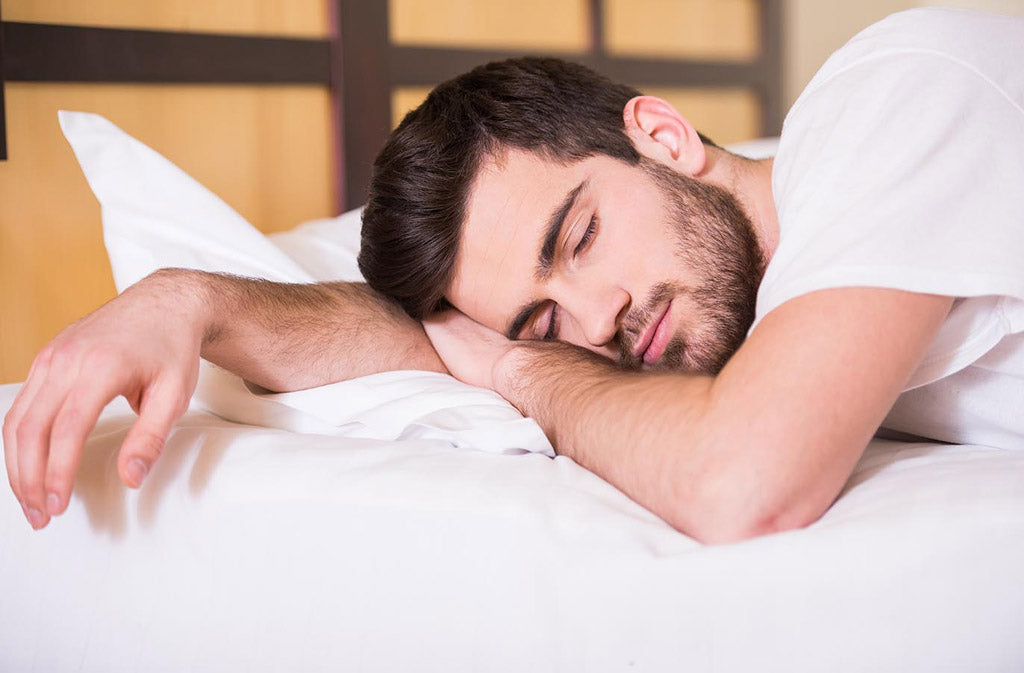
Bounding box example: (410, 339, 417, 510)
(617, 281, 681, 368)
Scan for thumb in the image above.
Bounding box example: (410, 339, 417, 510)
(117, 381, 188, 488)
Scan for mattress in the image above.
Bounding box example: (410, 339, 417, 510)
(2, 383, 1023, 671)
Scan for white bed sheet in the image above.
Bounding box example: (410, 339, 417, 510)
(2, 383, 1023, 672)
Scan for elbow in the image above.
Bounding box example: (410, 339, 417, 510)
(680, 477, 827, 545)
(688, 506, 820, 545)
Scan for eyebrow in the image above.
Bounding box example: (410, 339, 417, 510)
(537, 180, 587, 279)
(504, 179, 587, 340)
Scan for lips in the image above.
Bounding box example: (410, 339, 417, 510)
(632, 300, 673, 365)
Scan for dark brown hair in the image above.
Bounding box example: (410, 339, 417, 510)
(358, 57, 714, 319)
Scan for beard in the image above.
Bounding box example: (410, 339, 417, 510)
(617, 159, 765, 375)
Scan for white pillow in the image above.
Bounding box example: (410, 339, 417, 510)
(58, 111, 314, 289)
(59, 110, 554, 457)
(269, 211, 365, 282)
(725, 136, 780, 160)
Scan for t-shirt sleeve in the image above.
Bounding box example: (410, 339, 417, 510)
(758, 50, 1024, 330)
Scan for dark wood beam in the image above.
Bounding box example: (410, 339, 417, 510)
(588, 0, 605, 55)
(327, 1, 347, 213)
(336, 0, 391, 210)
(759, 0, 785, 136)
(0, 3, 7, 160)
(387, 46, 766, 91)
(1, 22, 331, 84)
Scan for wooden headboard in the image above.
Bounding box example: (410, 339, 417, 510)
(1, 0, 783, 208)
(336, 0, 782, 208)
(0, 0, 783, 383)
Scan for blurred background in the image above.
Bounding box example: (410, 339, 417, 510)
(1, 0, 1022, 384)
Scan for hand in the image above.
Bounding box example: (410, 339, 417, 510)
(422, 310, 517, 391)
(3, 270, 204, 530)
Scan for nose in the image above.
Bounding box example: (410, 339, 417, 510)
(557, 282, 630, 348)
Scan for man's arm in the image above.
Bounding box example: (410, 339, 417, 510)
(193, 271, 446, 390)
(425, 287, 952, 544)
(4, 267, 444, 529)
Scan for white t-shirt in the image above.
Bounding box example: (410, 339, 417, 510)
(756, 8, 1024, 449)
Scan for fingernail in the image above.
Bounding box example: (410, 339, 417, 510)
(46, 492, 61, 515)
(26, 507, 46, 529)
(127, 458, 150, 486)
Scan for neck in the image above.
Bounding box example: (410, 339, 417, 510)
(701, 147, 779, 266)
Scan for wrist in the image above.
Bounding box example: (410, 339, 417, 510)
(492, 341, 559, 406)
(492, 342, 528, 398)
(143, 268, 216, 345)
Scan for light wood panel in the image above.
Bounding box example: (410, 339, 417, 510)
(604, 0, 759, 61)
(393, 85, 760, 145)
(2, 0, 327, 37)
(389, 0, 591, 52)
(391, 86, 434, 128)
(0, 83, 334, 383)
(641, 87, 761, 145)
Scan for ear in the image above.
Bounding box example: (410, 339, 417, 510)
(622, 96, 706, 175)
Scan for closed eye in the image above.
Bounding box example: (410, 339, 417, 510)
(542, 303, 559, 341)
(541, 215, 596, 341)
(573, 214, 598, 257)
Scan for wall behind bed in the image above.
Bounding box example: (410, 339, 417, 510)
(388, 0, 766, 147)
(0, 0, 335, 384)
(0, 0, 776, 384)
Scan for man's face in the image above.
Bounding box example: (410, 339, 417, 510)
(447, 148, 764, 374)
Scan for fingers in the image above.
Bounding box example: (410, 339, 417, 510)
(7, 342, 132, 529)
(4, 275, 204, 530)
(7, 367, 190, 529)
(117, 378, 190, 489)
(17, 345, 125, 528)
(10, 347, 75, 529)
(2, 416, 19, 503)
(44, 375, 127, 516)
(3, 345, 56, 503)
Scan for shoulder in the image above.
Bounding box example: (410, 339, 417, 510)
(775, 7, 1024, 202)
(757, 11, 1024, 333)
(794, 8, 1024, 108)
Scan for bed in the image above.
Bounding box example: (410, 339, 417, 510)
(2, 2, 1023, 671)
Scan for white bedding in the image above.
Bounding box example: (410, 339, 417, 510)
(1, 112, 1022, 671)
(2, 384, 1023, 671)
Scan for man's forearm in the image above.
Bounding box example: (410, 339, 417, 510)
(424, 310, 824, 543)
(156, 268, 446, 391)
(494, 342, 721, 538)
(426, 291, 952, 544)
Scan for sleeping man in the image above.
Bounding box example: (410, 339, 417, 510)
(5, 8, 1023, 541)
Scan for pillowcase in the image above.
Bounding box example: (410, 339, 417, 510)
(269, 211, 365, 282)
(59, 110, 554, 457)
(725, 136, 780, 160)
(58, 111, 314, 289)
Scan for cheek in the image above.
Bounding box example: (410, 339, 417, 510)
(598, 223, 679, 289)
